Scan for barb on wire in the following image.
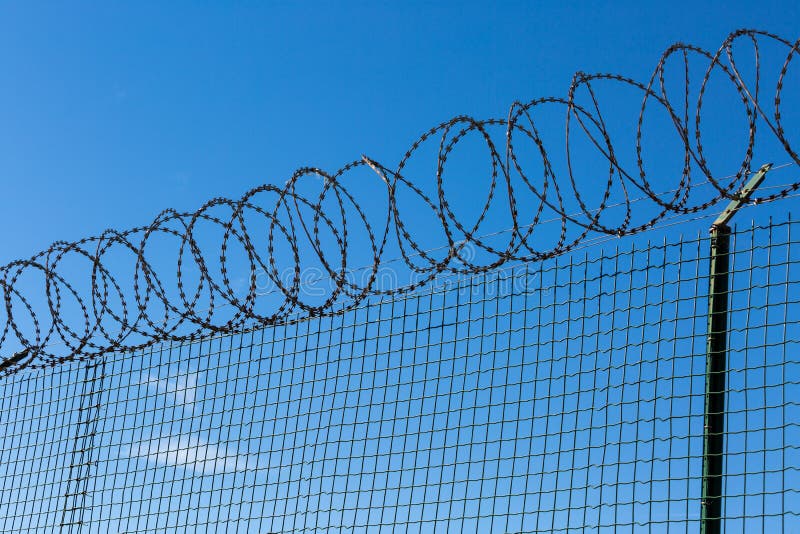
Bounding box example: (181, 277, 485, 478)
(1, 28, 799, 375)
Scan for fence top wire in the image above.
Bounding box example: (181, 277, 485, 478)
(0, 27, 799, 375)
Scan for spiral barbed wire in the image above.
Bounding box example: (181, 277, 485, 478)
(1, 28, 799, 376)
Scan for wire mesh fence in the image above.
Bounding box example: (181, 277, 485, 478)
(1, 216, 799, 533)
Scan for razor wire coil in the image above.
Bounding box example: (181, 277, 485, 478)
(1, 28, 799, 374)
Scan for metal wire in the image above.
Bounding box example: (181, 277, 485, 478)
(1, 28, 800, 373)
(1, 216, 798, 532)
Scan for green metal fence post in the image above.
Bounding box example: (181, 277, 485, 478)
(701, 222, 729, 533)
(701, 163, 771, 534)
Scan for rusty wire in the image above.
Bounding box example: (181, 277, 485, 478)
(1, 28, 799, 375)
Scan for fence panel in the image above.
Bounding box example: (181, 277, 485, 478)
(1, 218, 799, 532)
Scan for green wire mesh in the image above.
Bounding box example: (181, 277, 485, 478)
(1, 217, 798, 532)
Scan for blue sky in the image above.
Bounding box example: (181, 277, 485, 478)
(0, 1, 798, 265)
(1, 2, 800, 532)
